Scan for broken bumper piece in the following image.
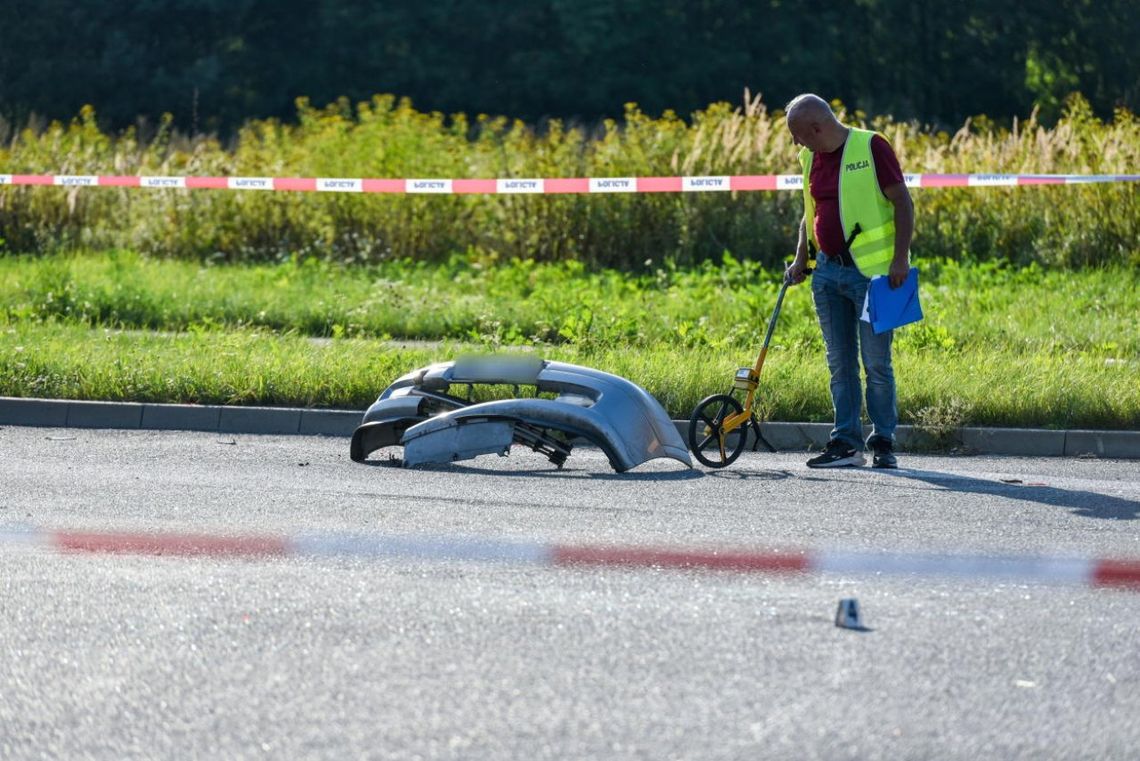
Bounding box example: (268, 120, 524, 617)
(350, 356, 691, 472)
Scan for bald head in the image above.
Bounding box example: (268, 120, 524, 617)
(785, 93, 847, 153)
(786, 94, 835, 123)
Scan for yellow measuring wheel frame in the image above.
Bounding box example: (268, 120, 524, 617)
(686, 259, 813, 468)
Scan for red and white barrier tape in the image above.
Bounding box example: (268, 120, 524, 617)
(3, 525, 1138, 590)
(0, 173, 1136, 194)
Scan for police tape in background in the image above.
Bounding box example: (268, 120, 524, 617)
(0, 173, 1137, 194)
(1, 525, 1138, 590)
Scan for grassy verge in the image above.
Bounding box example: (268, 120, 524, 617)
(0, 322, 1135, 429)
(2, 251, 1138, 355)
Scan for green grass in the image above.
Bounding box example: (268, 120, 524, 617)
(0, 321, 1135, 430)
(1, 251, 1137, 429)
(3, 251, 1138, 354)
(0, 322, 434, 407)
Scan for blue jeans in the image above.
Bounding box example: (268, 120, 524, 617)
(811, 253, 897, 448)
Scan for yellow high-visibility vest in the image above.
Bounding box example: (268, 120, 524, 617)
(800, 128, 899, 277)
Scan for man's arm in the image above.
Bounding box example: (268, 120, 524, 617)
(786, 216, 811, 284)
(883, 182, 914, 288)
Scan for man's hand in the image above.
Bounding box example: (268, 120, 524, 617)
(786, 253, 810, 285)
(887, 257, 909, 288)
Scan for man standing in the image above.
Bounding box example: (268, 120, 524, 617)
(784, 94, 914, 469)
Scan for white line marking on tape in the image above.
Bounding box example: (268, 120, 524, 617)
(589, 177, 636, 193)
(817, 551, 1094, 585)
(406, 179, 453, 193)
(777, 174, 802, 189)
(228, 177, 274, 190)
(0, 174, 12, 185)
(0, 525, 46, 548)
(683, 176, 730, 191)
(55, 175, 98, 186)
(968, 174, 1018, 187)
(317, 178, 363, 192)
(141, 176, 187, 189)
(496, 178, 544, 194)
(290, 534, 553, 564)
(904, 173, 923, 188)
(1065, 175, 1115, 184)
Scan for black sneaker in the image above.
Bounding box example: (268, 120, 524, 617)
(869, 437, 898, 469)
(806, 440, 865, 468)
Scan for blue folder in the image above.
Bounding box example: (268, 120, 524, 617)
(866, 267, 922, 334)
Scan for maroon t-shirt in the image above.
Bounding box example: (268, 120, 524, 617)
(810, 134, 905, 257)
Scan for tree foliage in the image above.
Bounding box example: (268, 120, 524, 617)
(0, 0, 1135, 134)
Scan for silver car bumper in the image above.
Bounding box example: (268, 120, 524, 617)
(351, 356, 691, 472)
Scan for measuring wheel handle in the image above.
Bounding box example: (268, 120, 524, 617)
(687, 393, 747, 468)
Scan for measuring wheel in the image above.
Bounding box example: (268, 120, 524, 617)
(687, 393, 747, 468)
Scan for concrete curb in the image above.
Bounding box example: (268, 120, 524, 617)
(0, 397, 361, 438)
(744, 422, 1140, 458)
(1, 396, 1138, 459)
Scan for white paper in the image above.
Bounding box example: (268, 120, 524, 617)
(861, 276, 881, 323)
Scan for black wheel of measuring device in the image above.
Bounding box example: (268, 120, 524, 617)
(687, 393, 746, 468)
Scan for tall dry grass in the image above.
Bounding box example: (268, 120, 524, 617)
(0, 93, 1136, 268)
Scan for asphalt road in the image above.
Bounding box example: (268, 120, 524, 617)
(2, 426, 1138, 760)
